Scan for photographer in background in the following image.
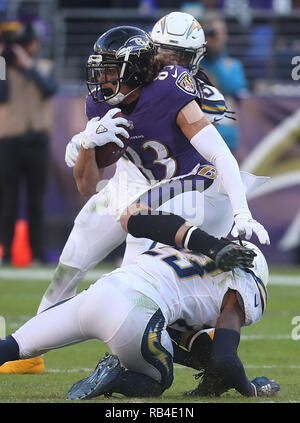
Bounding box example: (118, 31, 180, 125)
(201, 17, 248, 155)
(0, 21, 58, 265)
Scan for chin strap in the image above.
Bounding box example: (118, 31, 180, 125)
(106, 85, 142, 105)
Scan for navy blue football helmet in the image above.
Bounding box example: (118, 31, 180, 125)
(86, 26, 155, 104)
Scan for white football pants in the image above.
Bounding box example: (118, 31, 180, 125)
(38, 158, 266, 313)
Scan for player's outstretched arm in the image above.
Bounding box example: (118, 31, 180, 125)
(184, 289, 280, 397)
(121, 209, 256, 271)
(177, 101, 270, 245)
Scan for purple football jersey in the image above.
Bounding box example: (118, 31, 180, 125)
(86, 65, 210, 182)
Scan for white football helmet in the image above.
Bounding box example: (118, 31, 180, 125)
(151, 11, 206, 75)
(240, 241, 269, 287)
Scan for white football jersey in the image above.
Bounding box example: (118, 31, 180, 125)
(119, 246, 266, 330)
(198, 79, 227, 124)
(12, 244, 266, 382)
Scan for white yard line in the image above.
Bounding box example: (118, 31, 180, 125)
(0, 267, 109, 282)
(241, 334, 292, 340)
(44, 364, 300, 374)
(1, 267, 299, 285)
(269, 275, 300, 286)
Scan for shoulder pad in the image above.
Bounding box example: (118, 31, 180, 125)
(156, 65, 198, 97)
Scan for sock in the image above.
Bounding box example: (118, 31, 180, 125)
(113, 370, 165, 397)
(0, 335, 20, 365)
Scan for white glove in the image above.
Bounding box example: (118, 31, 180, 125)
(81, 108, 130, 150)
(65, 133, 82, 168)
(231, 211, 270, 245)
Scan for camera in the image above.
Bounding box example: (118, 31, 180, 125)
(205, 27, 217, 38)
(0, 21, 36, 65)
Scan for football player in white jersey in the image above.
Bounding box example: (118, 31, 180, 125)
(0, 14, 269, 374)
(151, 11, 227, 126)
(0, 242, 279, 399)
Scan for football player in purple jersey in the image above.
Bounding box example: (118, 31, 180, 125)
(74, 25, 269, 252)
(71, 24, 269, 381)
(0, 23, 268, 374)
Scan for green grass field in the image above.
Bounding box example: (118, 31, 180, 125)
(0, 264, 299, 404)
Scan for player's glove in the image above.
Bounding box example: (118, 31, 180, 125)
(65, 133, 82, 168)
(81, 108, 131, 150)
(231, 211, 270, 245)
(214, 243, 256, 271)
(251, 377, 280, 397)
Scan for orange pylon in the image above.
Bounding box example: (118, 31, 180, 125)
(11, 219, 32, 267)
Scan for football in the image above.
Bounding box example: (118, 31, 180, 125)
(95, 112, 131, 168)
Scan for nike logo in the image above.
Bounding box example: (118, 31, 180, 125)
(254, 293, 259, 307)
(96, 124, 108, 134)
(171, 68, 178, 78)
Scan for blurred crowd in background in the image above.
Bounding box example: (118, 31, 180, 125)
(0, 0, 299, 267)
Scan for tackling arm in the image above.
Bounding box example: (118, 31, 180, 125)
(188, 288, 255, 397)
(186, 289, 280, 397)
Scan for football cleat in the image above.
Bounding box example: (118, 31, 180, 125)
(183, 378, 230, 397)
(251, 377, 280, 397)
(66, 353, 123, 400)
(215, 243, 256, 271)
(0, 356, 44, 374)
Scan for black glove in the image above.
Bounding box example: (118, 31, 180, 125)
(212, 242, 256, 272)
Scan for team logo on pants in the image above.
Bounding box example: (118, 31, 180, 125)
(141, 309, 173, 389)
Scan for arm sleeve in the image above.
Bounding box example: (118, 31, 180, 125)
(190, 124, 250, 215)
